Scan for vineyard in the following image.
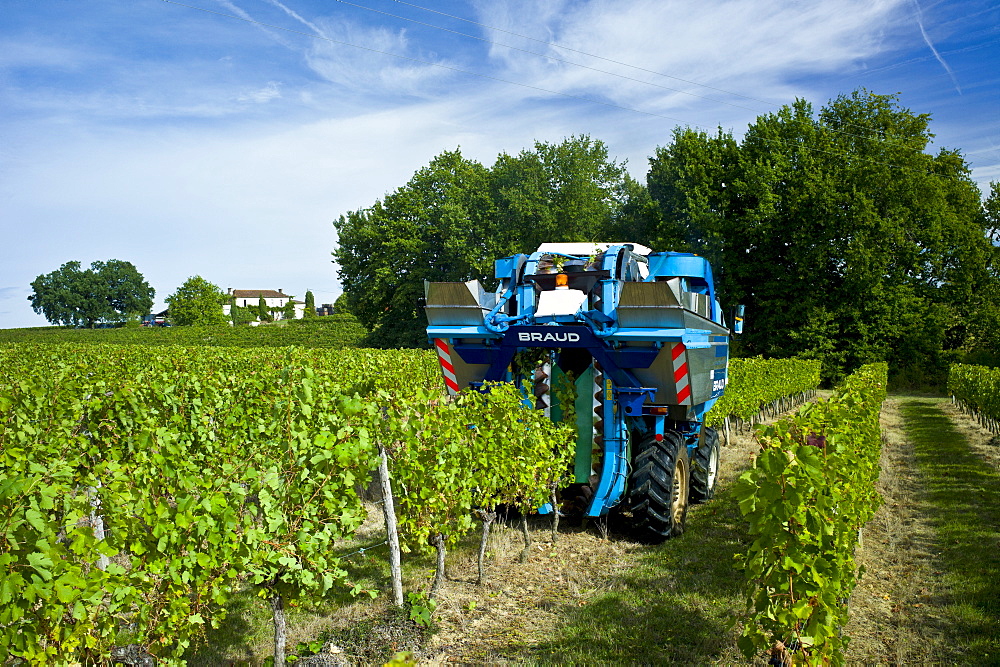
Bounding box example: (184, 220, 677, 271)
(949, 363, 1000, 433)
(1, 343, 899, 665)
(0, 315, 368, 349)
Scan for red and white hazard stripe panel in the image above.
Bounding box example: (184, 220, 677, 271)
(671, 342, 691, 405)
(434, 338, 461, 395)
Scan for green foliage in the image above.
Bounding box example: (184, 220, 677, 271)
(0, 343, 577, 661)
(706, 358, 822, 426)
(734, 363, 887, 664)
(28, 259, 154, 328)
(383, 383, 574, 557)
(645, 91, 997, 382)
(303, 290, 317, 318)
(332, 293, 350, 316)
(0, 316, 370, 349)
(230, 302, 257, 326)
(281, 299, 297, 320)
(949, 363, 1000, 431)
(166, 276, 228, 326)
(333, 136, 647, 348)
(0, 344, 431, 661)
(406, 592, 437, 628)
(257, 295, 273, 323)
(334, 149, 497, 348)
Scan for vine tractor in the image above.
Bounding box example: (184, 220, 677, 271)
(424, 243, 741, 541)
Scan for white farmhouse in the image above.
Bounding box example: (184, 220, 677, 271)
(226, 289, 306, 320)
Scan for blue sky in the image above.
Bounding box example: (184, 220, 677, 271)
(2, 0, 998, 328)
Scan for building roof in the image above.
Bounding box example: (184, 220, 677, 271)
(231, 289, 289, 299)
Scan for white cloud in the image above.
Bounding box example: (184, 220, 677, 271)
(0, 39, 91, 70)
(237, 81, 283, 103)
(468, 0, 909, 115)
(303, 18, 457, 97)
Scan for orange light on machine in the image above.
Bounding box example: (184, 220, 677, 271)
(648, 406, 669, 415)
(555, 273, 569, 289)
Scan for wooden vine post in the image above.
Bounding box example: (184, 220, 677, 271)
(378, 445, 404, 606)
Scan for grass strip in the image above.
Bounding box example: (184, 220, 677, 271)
(901, 398, 1000, 664)
(523, 488, 749, 664)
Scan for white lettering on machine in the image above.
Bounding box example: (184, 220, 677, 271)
(517, 332, 581, 343)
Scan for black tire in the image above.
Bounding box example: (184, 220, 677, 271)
(628, 431, 689, 542)
(690, 427, 721, 503)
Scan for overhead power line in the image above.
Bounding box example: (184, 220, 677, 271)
(158, 0, 966, 181)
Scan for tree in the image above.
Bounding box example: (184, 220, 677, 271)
(257, 295, 273, 323)
(646, 90, 998, 383)
(28, 259, 154, 327)
(303, 290, 317, 318)
(281, 299, 297, 320)
(334, 149, 498, 347)
(332, 293, 351, 316)
(230, 299, 256, 326)
(333, 137, 646, 347)
(489, 135, 639, 253)
(165, 276, 227, 326)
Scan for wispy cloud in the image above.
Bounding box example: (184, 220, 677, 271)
(910, 0, 962, 94)
(474, 0, 910, 112)
(304, 17, 456, 97)
(261, 0, 327, 37)
(2, 0, 997, 328)
(237, 81, 283, 103)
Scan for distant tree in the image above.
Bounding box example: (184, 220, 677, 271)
(332, 293, 351, 316)
(230, 298, 255, 326)
(489, 135, 638, 253)
(334, 149, 497, 347)
(28, 259, 154, 328)
(281, 299, 297, 320)
(303, 290, 317, 318)
(257, 295, 273, 323)
(165, 276, 227, 326)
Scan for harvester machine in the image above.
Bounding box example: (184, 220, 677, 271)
(424, 243, 742, 541)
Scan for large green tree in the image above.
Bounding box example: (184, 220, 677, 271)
(28, 259, 154, 327)
(165, 276, 227, 326)
(489, 135, 641, 252)
(333, 137, 647, 347)
(646, 90, 997, 382)
(334, 149, 499, 348)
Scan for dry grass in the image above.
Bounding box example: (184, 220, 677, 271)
(843, 397, 952, 664)
(942, 400, 1000, 471)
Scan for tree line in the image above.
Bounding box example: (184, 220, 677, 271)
(28, 268, 322, 328)
(334, 90, 1000, 384)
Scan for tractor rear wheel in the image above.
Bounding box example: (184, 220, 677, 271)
(690, 427, 721, 503)
(628, 431, 689, 542)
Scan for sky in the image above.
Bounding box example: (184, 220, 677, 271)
(2, 0, 998, 328)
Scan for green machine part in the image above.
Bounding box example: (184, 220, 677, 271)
(545, 365, 600, 484)
(574, 366, 599, 483)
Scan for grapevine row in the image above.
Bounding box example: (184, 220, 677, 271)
(948, 363, 1000, 433)
(0, 343, 571, 664)
(734, 363, 887, 665)
(706, 357, 822, 429)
